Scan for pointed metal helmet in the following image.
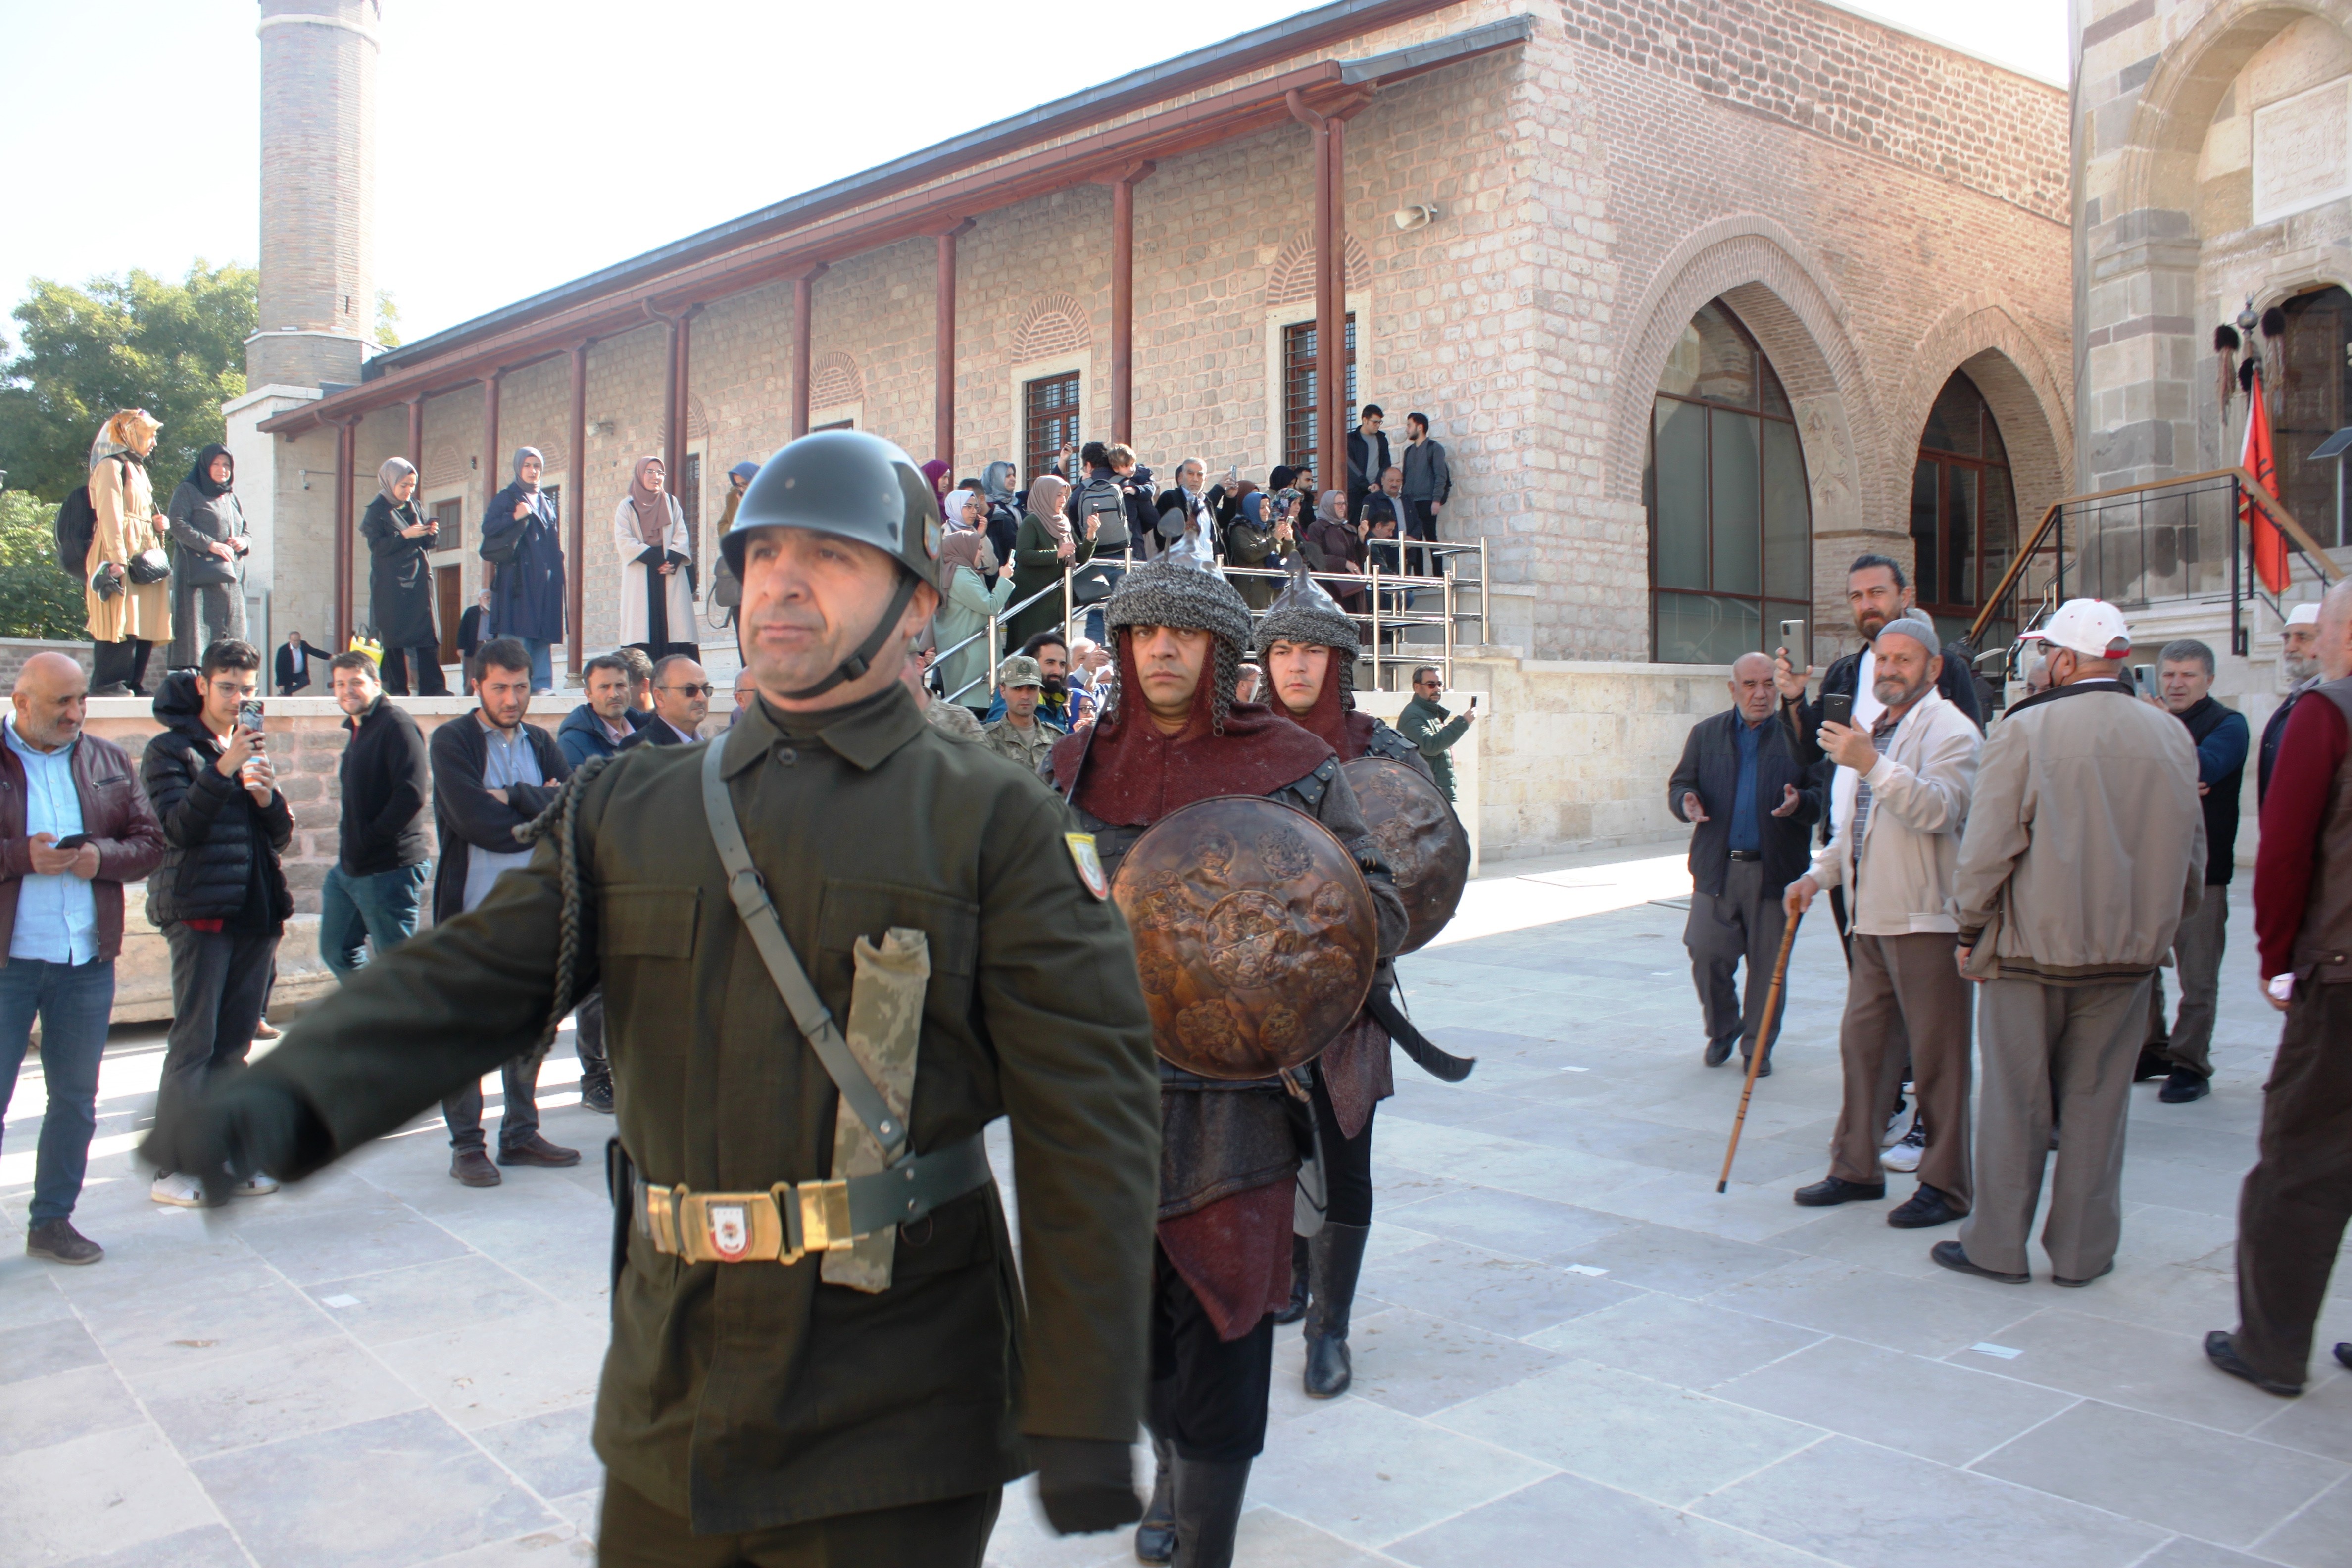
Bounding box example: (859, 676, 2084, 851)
(1254, 558, 1360, 658)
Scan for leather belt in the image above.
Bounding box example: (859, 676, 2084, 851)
(1727, 849, 1763, 862)
(633, 1133, 993, 1265)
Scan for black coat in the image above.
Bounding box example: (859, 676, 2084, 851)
(1666, 707, 1821, 898)
(456, 605, 489, 661)
(360, 494, 440, 650)
(339, 696, 432, 876)
(275, 640, 335, 695)
(484, 483, 565, 643)
(140, 672, 295, 928)
(428, 714, 569, 924)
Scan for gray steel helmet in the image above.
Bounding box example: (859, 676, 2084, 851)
(1255, 559, 1360, 657)
(720, 429, 943, 592)
(720, 429, 944, 700)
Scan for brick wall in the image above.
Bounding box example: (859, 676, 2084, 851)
(0, 639, 94, 692)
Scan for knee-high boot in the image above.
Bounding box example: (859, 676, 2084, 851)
(1170, 1456, 1251, 1568)
(1272, 1232, 1309, 1325)
(1303, 1222, 1369, 1398)
(1133, 1433, 1176, 1564)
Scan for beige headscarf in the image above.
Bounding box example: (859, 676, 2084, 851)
(89, 409, 161, 470)
(1027, 474, 1072, 545)
(627, 457, 670, 548)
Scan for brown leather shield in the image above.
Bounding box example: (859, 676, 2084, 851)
(1110, 795, 1378, 1078)
(1342, 756, 1469, 955)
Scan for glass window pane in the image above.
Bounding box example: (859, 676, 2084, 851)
(1689, 303, 1757, 406)
(1760, 358, 1791, 420)
(1922, 375, 1983, 457)
(1654, 591, 1761, 666)
(1946, 466, 1977, 606)
(1763, 420, 1809, 601)
(1979, 463, 2014, 608)
(1910, 460, 1941, 605)
(1652, 398, 1709, 590)
(1711, 408, 1761, 595)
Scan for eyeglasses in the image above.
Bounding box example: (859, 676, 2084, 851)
(661, 683, 715, 698)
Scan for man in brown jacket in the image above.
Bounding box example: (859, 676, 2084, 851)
(0, 652, 165, 1264)
(2207, 576, 2352, 1396)
(1940, 600, 2205, 1288)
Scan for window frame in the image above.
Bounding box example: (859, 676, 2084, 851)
(1024, 370, 1083, 484)
(1911, 370, 2019, 646)
(1282, 314, 1358, 474)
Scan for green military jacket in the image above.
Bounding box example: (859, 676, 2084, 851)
(1398, 693, 1471, 801)
(246, 684, 1161, 1534)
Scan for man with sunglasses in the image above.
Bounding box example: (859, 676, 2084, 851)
(622, 654, 713, 747)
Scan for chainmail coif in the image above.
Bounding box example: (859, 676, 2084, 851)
(1098, 558, 1253, 735)
(1254, 559, 1362, 709)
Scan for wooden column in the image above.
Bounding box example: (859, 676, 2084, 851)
(791, 263, 826, 438)
(934, 221, 974, 467)
(333, 417, 356, 651)
(1105, 163, 1154, 446)
(658, 311, 682, 484)
(406, 396, 423, 467)
(567, 341, 588, 677)
(480, 369, 502, 591)
(1288, 91, 1368, 497)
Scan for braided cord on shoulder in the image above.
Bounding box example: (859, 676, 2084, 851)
(513, 752, 617, 1058)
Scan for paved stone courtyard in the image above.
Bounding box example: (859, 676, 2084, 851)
(4, 848, 2349, 1568)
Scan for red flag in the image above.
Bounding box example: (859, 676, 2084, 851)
(2243, 363, 2289, 595)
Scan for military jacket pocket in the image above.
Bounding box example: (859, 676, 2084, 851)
(817, 879, 979, 1020)
(603, 884, 700, 960)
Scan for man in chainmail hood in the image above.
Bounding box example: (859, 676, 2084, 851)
(1047, 557, 1408, 1568)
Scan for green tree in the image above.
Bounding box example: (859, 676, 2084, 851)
(377, 289, 402, 349)
(0, 489, 89, 640)
(0, 260, 257, 503)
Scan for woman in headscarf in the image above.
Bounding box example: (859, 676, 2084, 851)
(165, 442, 251, 670)
(1008, 472, 1091, 649)
(613, 456, 695, 662)
(1299, 488, 1368, 616)
(483, 446, 565, 693)
(978, 460, 1022, 585)
(1226, 488, 1292, 612)
(358, 457, 447, 694)
(928, 524, 1014, 721)
(920, 458, 953, 510)
(85, 409, 172, 696)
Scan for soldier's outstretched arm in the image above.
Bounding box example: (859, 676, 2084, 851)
(143, 809, 592, 1187)
(975, 790, 1160, 1450)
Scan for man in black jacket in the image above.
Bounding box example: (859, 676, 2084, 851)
(1668, 652, 1819, 1075)
(273, 630, 334, 696)
(619, 654, 710, 748)
(428, 637, 575, 1185)
(1345, 404, 1391, 523)
(142, 641, 295, 1208)
(319, 650, 430, 983)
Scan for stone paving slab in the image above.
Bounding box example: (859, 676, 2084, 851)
(4, 875, 2351, 1567)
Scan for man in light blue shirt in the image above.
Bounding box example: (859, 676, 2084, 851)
(0, 653, 164, 1265)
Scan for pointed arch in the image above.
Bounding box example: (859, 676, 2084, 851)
(1265, 232, 1372, 309)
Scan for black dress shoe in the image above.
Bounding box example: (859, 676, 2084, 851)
(2053, 1261, 2114, 1288)
(498, 1134, 581, 1168)
(1930, 1239, 2028, 1284)
(2205, 1331, 2303, 1397)
(1793, 1176, 1884, 1207)
(2334, 1342, 2352, 1372)
(451, 1150, 502, 1187)
(2133, 1047, 2171, 1082)
(1704, 1034, 1736, 1067)
(25, 1219, 102, 1265)
(1742, 1053, 1773, 1078)
(2158, 1069, 2210, 1104)
(1886, 1185, 1961, 1229)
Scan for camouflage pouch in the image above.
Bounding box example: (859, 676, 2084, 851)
(822, 927, 929, 1291)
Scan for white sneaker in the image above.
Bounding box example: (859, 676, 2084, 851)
(1881, 1126, 1926, 1173)
(1881, 1102, 1915, 1150)
(150, 1171, 209, 1208)
(232, 1171, 280, 1198)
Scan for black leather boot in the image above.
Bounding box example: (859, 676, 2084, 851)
(1302, 1221, 1369, 1398)
(1272, 1233, 1310, 1325)
(1134, 1435, 1176, 1564)
(1170, 1455, 1252, 1568)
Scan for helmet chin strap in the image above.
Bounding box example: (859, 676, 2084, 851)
(779, 574, 922, 702)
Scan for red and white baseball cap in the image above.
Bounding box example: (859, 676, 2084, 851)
(2019, 598, 2132, 660)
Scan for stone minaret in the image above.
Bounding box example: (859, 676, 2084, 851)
(249, 0, 379, 389)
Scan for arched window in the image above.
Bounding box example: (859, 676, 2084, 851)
(1910, 371, 2017, 645)
(1647, 301, 1811, 664)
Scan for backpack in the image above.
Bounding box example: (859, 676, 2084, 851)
(53, 484, 98, 577)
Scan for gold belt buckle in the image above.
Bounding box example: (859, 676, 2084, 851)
(775, 1179, 856, 1264)
(676, 1188, 785, 1264)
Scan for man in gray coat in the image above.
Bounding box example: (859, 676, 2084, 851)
(1940, 599, 2205, 1288)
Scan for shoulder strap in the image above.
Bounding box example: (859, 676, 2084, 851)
(699, 738, 909, 1164)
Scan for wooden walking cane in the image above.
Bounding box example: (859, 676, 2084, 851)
(1716, 909, 1803, 1194)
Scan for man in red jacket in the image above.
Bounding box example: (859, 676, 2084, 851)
(0, 652, 165, 1264)
(2208, 576, 2352, 1395)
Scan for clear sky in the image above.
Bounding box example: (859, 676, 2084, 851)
(0, 0, 2071, 351)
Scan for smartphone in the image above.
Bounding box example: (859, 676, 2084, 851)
(1822, 692, 1853, 729)
(1778, 618, 1807, 665)
(1468, 695, 1477, 710)
(2132, 663, 2155, 694)
(239, 699, 265, 749)
(53, 833, 89, 851)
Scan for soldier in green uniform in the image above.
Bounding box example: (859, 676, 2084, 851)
(143, 430, 1162, 1566)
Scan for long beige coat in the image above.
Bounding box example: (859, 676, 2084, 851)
(86, 458, 173, 644)
(611, 494, 695, 647)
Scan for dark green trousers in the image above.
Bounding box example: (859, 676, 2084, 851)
(596, 1476, 1001, 1567)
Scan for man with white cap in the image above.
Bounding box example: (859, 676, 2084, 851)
(2259, 601, 2324, 801)
(1783, 613, 1981, 1227)
(1939, 599, 2205, 1287)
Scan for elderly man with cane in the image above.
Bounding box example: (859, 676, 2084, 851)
(1783, 615, 1981, 1226)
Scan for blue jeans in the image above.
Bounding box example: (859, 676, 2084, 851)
(1080, 560, 1129, 643)
(520, 638, 555, 692)
(0, 958, 117, 1224)
(320, 862, 428, 981)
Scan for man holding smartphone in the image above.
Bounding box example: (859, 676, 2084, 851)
(140, 639, 294, 1208)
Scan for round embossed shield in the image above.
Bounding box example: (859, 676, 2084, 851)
(1341, 756, 1470, 954)
(1110, 795, 1378, 1078)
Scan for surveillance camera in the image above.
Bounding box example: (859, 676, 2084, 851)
(1392, 203, 1438, 232)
